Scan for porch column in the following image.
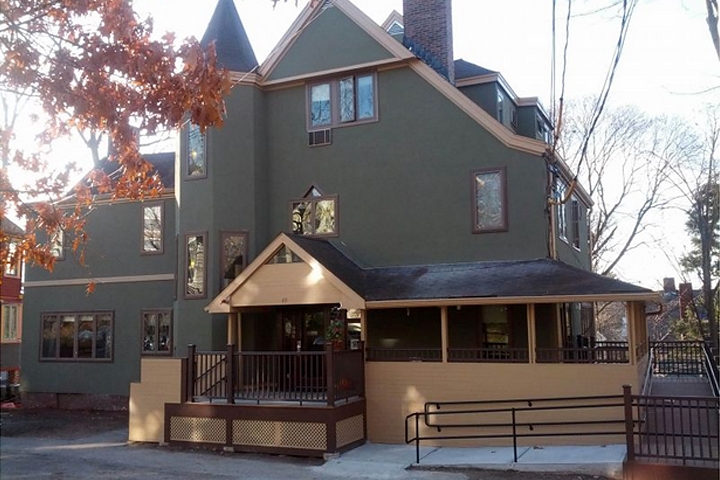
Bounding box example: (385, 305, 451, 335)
(440, 306, 448, 363)
(360, 310, 367, 343)
(626, 302, 637, 365)
(227, 312, 239, 346)
(527, 304, 536, 364)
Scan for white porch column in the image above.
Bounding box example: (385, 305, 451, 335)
(226, 312, 239, 347)
(527, 304, 536, 364)
(441, 306, 448, 363)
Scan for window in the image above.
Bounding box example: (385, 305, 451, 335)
(142, 310, 172, 355)
(537, 114, 552, 143)
(50, 229, 64, 260)
(290, 188, 337, 237)
(221, 231, 247, 287)
(496, 88, 504, 124)
(142, 203, 163, 254)
(472, 168, 507, 233)
(556, 180, 568, 242)
(307, 73, 376, 130)
(4, 240, 20, 277)
(185, 233, 206, 298)
(571, 197, 581, 250)
(267, 245, 302, 264)
(41, 312, 113, 361)
(186, 123, 206, 179)
(2, 304, 20, 341)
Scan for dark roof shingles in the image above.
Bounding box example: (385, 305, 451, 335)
(201, 0, 258, 73)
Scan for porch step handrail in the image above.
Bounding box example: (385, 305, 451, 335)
(702, 342, 719, 397)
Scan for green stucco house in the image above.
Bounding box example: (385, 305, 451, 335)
(22, 0, 655, 455)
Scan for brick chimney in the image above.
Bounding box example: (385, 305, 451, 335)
(662, 277, 676, 293)
(403, 0, 454, 83)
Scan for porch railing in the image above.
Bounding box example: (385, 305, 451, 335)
(187, 343, 365, 406)
(448, 347, 529, 363)
(651, 341, 705, 376)
(536, 343, 629, 364)
(365, 348, 442, 362)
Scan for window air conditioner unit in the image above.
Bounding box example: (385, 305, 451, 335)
(308, 129, 332, 147)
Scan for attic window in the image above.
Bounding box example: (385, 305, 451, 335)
(308, 73, 376, 130)
(267, 245, 302, 264)
(290, 187, 337, 237)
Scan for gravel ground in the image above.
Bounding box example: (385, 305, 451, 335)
(0, 408, 612, 480)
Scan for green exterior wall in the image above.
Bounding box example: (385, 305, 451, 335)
(268, 6, 393, 82)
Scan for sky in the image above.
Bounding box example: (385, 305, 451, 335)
(10, 0, 720, 288)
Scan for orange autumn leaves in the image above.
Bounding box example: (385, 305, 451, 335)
(0, 0, 231, 275)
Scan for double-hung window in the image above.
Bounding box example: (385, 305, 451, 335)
(571, 197, 581, 250)
(41, 312, 113, 361)
(142, 310, 172, 355)
(308, 73, 376, 130)
(556, 180, 568, 242)
(1, 304, 20, 341)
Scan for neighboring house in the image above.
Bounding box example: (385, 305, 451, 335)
(1, 217, 24, 388)
(24, 0, 656, 454)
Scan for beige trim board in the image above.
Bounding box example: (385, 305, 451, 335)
(25, 273, 174, 288)
(261, 57, 409, 89)
(206, 233, 365, 314)
(365, 292, 659, 309)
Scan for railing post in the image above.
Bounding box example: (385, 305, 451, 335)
(623, 384, 635, 462)
(359, 341, 366, 398)
(512, 407, 518, 463)
(415, 413, 420, 464)
(326, 343, 335, 407)
(226, 344, 235, 405)
(186, 344, 196, 402)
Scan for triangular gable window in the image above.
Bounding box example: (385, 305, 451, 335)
(290, 185, 338, 237)
(266, 245, 303, 265)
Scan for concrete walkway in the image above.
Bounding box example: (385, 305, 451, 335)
(320, 442, 627, 479)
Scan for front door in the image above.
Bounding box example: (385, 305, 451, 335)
(280, 307, 326, 352)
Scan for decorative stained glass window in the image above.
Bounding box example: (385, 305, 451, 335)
(290, 188, 337, 237)
(221, 232, 247, 286)
(310, 83, 331, 127)
(142, 310, 172, 355)
(142, 203, 163, 254)
(473, 168, 507, 233)
(185, 233, 206, 298)
(50, 229, 64, 259)
(40, 312, 113, 361)
(187, 123, 206, 178)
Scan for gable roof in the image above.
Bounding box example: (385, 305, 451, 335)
(201, 0, 258, 73)
(95, 152, 175, 190)
(207, 234, 656, 313)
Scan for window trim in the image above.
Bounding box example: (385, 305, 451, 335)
(289, 194, 339, 238)
(1, 303, 21, 343)
(471, 167, 508, 234)
(141, 309, 173, 356)
(184, 122, 208, 180)
(556, 180, 569, 243)
(39, 311, 114, 362)
(306, 71, 378, 132)
(141, 201, 164, 255)
(184, 232, 208, 300)
(220, 230, 248, 288)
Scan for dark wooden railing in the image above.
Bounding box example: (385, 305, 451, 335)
(536, 343, 629, 364)
(187, 343, 365, 406)
(448, 347, 529, 363)
(365, 348, 442, 362)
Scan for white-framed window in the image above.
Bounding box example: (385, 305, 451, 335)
(142, 203, 164, 254)
(308, 73, 376, 130)
(4, 240, 21, 277)
(1, 304, 20, 342)
(290, 187, 338, 237)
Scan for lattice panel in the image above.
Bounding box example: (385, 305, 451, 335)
(233, 420, 326, 450)
(169, 416, 226, 444)
(336, 414, 364, 448)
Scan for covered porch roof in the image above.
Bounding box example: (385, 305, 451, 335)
(206, 234, 657, 313)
